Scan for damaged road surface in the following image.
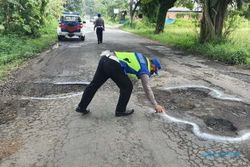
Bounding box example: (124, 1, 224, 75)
(1, 23, 250, 167)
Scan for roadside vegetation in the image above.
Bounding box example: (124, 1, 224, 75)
(118, 0, 250, 66)
(0, 20, 57, 79)
(122, 17, 250, 65)
(0, 0, 64, 80)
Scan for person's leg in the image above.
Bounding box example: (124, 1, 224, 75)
(96, 29, 100, 43)
(103, 61, 133, 113)
(77, 57, 109, 111)
(100, 29, 103, 43)
(96, 28, 102, 44)
(113, 75, 133, 113)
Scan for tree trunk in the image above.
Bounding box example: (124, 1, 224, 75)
(4, 2, 11, 32)
(131, 0, 141, 21)
(129, 0, 133, 25)
(199, 0, 230, 43)
(154, 0, 176, 34)
(130, 0, 141, 25)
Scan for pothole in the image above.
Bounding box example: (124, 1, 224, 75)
(203, 117, 238, 132)
(181, 63, 201, 68)
(12, 82, 88, 97)
(139, 86, 250, 138)
(0, 82, 89, 124)
(225, 72, 250, 84)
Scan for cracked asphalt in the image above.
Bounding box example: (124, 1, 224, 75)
(0, 21, 250, 167)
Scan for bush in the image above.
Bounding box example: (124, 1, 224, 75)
(122, 18, 249, 66)
(228, 50, 247, 64)
(0, 19, 57, 67)
(0, 0, 49, 37)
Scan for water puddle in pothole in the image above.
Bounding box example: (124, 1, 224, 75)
(139, 85, 250, 142)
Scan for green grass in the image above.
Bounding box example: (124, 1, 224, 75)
(122, 18, 250, 66)
(0, 20, 57, 79)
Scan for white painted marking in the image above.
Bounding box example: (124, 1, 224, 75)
(156, 111, 250, 143)
(21, 83, 250, 142)
(53, 81, 90, 85)
(21, 92, 82, 100)
(152, 85, 250, 142)
(163, 85, 242, 102)
(20, 81, 89, 100)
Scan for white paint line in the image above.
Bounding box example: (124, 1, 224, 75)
(21, 92, 82, 100)
(20, 81, 89, 100)
(53, 81, 90, 85)
(156, 111, 250, 143)
(163, 85, 242, 102)
(20, 83, 250, 142)
(154, 85, 250, 142)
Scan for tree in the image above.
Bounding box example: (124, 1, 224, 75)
(129, 0, 141, 24)
(0, 0, 50, 36)
(176, 0, 194, 9)
(46, 0, 64, 18)
(93, 0, 128, 19)
(239, 0, 250, 19)
(154, 0, 177, 34)
(84, 0, 95, 16)
(198, 0, 244, 43)
(140, 0, 159, 23)
(138, 0, 177, 33)
(64, 0, 84, 14)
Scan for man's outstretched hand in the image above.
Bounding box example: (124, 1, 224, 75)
(155, 104, 165, 113)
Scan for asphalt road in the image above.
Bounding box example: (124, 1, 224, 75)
(1, 22, 250, 167)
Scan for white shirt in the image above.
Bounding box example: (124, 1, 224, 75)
(100, 50, 119, 63)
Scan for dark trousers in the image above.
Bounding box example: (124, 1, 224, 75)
(78, 56, 133, 113)
(96, 27, 103, 43)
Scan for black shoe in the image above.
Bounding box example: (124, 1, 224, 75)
(75, 107, 90, 115)
(115, 109, 134, 117)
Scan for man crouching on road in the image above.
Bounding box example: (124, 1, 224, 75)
(76, 50, 165, 116)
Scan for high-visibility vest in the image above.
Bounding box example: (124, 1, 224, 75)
(115, 52, 151, 78)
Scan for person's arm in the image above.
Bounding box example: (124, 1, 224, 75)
(103, 19, 105, 31)
(94, 19, 97, 31)
(140, 74, 165, 113)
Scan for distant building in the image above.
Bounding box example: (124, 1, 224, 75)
(166, 6, 202, 19)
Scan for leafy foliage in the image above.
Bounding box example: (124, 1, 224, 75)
(223, 10, 245, 39)
(0, 19, 57, 79)
(0, 0, 49, 37)
(64, 0, 85, 14)
(46, 0, 64, 18)
(122, 18, 249, 65)
(0, 0, 65, 37)
(93, 0, 129, 19)
(140, 0, 159, 23)
(176, 0, 194, 9)
(84, 0, 95, 16)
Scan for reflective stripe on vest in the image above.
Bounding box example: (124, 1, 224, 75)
(115, 52, 151, 78)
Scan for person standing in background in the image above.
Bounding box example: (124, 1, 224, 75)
(94, 13, 105, 44)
